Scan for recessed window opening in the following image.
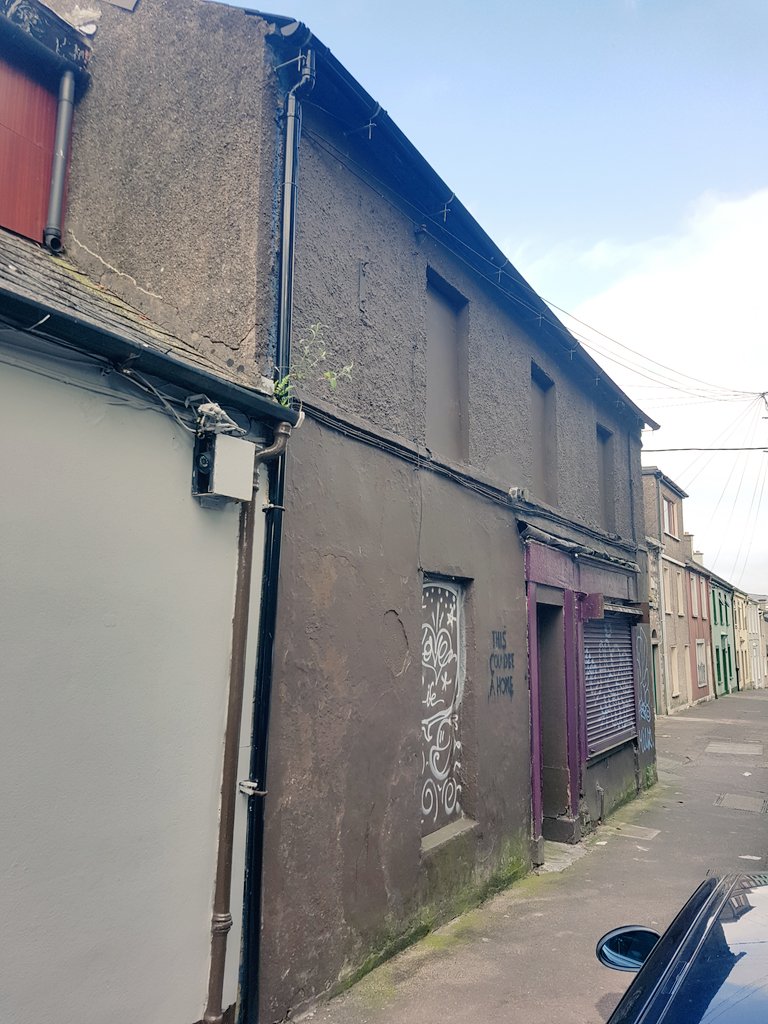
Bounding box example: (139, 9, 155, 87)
(663, 497, 677, 537)
(670, 646, 680, 698)
(596, 424, 615, 532)
(531, 362, 557, 506)
(425, 269, 468, 463)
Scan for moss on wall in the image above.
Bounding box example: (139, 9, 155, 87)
(330, 833, 530, 998)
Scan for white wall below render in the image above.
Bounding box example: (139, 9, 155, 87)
(0, 348, 263, 1024)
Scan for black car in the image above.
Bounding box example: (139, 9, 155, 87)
(596, 873, 768, 1023)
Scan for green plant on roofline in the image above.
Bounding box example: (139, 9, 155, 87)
(274, 323, 353, 408)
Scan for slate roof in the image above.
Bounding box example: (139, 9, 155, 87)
(0, 228, 297, 423)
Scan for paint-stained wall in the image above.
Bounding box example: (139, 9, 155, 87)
(259, 104, 650, 1017)
(0, 346, 264, 1024)
(260, 417, 530, 1020)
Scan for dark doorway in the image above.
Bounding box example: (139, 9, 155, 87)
(651, 637, 661, 714)
(537, 601, 571, 841)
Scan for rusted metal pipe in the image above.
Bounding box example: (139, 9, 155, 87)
(202, 422, 293, 1024)
(254, 420, 293, 468)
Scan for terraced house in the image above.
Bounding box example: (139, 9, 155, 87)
(710, 574, 737, 697)
(642, 468, 706, 712)
(1, 2, 658, 1022)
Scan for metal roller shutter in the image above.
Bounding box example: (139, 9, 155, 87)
(584, 615, 637, 756)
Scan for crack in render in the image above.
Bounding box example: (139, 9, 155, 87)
(67, 231, 165, 300)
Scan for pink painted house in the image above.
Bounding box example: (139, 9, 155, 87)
(683, 537, 715, 704)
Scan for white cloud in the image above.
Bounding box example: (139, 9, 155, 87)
(553, 189, 768, 592)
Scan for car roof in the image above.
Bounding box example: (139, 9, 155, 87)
(609, 874, 768, 1024)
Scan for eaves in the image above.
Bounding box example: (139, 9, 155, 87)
(252, 9, 659, 433)
(642, 466, 688, 499)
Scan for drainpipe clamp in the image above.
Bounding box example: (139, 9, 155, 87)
(239, 780, 267, 797)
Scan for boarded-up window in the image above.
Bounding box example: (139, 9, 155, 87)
(583, 615, 636, 756)
(420, 580, 464, 835)
(0, 56, 58, 243)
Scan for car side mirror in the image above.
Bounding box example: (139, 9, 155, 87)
(596, 926, 660, 972)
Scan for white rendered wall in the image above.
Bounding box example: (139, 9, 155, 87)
(0, 350, 263, 1024)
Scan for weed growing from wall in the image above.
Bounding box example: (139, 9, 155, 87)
(275, 323, 353, 407)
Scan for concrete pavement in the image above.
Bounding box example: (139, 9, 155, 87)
(300, 691, 768, 1024)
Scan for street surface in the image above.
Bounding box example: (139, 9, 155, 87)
(302, 691, 768, 1024)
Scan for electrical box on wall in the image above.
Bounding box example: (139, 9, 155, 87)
(192, 433, 256, 506)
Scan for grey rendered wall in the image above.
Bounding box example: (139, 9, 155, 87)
(260, 417, 531, 1020)
(257, 111, 649, 1016)
(50, 0, 279, 374)
(291, 131, 644, 542)
(0, 347, 264, 1024)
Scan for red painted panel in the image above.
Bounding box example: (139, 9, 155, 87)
(0, 57, 57, 243)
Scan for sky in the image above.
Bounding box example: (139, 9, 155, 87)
(224, 0, 768, 592)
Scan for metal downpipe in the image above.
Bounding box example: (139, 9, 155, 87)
(44, 69, 75, 253)
(241, 50, 315, 1024)
(203, 424, 293, 1024)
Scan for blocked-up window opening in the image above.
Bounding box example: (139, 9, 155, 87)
(531, 362, 557, 505)
(420, 579, 464, 836)
(425, 271, 468, 463)
(583, 615, 636, 756)
(0, 56, 60, 243)
(596, 424, 615, 532)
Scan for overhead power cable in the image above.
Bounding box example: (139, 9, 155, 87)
(644, 446, 768, 452)
(731, 455, 768, 586)
(680, 397, 763, 487)
(544, 300, 760, 397)
(301, 124, 762, 404)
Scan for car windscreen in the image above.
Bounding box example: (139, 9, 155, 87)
(608, 878, 720, 1024)
(658, 881, 768, 1024)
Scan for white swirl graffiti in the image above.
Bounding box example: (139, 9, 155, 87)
(421, 583, 463, 828)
